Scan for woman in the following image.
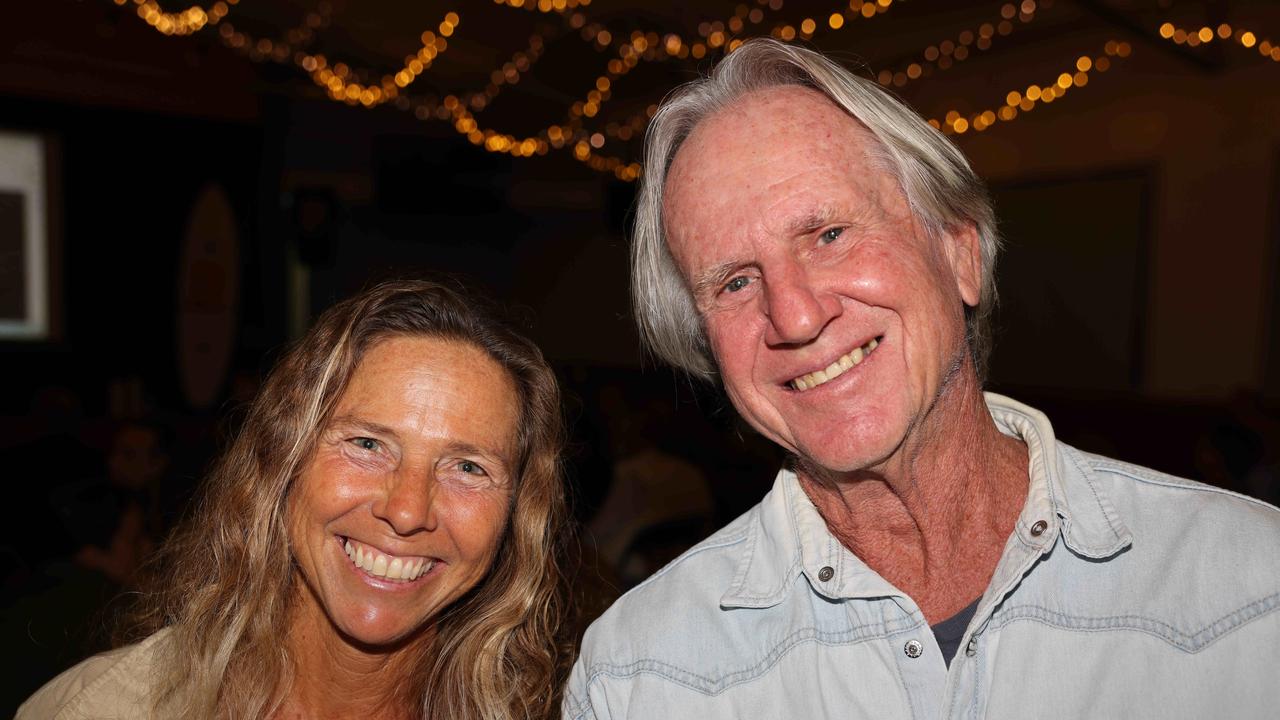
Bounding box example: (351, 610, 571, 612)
(19, 280, 568, 719)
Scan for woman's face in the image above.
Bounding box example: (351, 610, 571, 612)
(288, 335, 519, 647)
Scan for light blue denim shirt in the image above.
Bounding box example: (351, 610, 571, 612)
(565, 393, 1280, 719)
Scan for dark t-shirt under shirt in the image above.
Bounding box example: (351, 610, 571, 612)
(931, 596, 981, 667)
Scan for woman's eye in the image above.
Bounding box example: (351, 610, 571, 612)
(459, 460, 488, 476)
(724, 276, 752, 293)
(820, 227, 844, 244)
(350, 437, 380, 452)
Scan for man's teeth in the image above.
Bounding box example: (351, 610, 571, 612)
(343, 539, 433, 581)
(791, 337, 879, 391)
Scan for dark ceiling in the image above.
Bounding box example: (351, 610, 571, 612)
(2, 0, 1278, 178)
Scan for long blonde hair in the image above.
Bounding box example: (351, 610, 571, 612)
(126, 279, 567, 719)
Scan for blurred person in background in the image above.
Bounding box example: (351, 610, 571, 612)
(20, 279, 569, 720)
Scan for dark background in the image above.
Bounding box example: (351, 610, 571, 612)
(2, 0, 1279, 712)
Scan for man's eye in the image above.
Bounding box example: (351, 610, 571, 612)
(459, 460, 488, 476)
(350, 437, 380, 452)
(820, 227, 844, 244)
(724, 276, 752, 293)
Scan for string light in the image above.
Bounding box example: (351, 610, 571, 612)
(929, 41, 1129, 135)
(104, 1, 1141, 180)
(113, 0, 236, 36)
(772, 0, 899, 43)
(492, 0, 590, 12)
(877, 0, 1044, 88)
(301, 12, 458, 108)
(1158, 21, 1280, 62)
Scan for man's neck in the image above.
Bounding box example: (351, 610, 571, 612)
(796, 369, 1029, 624)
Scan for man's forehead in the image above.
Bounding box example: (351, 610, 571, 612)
(661, 86, 882, 239)
(663, 87, 875, 203)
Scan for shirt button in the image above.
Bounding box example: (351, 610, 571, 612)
(817, 566, 834, 582)
(904, 639, 923, 658)
(1030, 519, 1048, 537)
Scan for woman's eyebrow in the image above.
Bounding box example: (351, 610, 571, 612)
(328, 414, 400, 441)
(446, 441, 514, 467)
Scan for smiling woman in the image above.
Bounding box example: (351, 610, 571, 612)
(17, 280, 569, 720)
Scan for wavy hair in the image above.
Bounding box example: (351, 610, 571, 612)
(126, 279, 567, 719)
(633, 38, 1001, 382)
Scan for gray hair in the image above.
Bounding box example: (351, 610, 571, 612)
(632, 38, 1000, 382)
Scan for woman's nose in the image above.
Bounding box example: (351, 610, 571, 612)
(372, 471, 438, 535)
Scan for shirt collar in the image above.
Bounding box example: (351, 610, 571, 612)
(720, 392, 1132, 609)
(721, 468, 900, 609)
(985, 392, 1132, 560)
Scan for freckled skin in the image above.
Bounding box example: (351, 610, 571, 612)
(664, 87, 1027, 622)
(281, 336, 518, 717)
(665, 86, 981, 475)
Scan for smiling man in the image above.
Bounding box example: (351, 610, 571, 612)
(564, 39, 1280, 719)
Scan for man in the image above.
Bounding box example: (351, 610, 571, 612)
(565, 39, 1280, 719)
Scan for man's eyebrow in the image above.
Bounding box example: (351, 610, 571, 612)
(328, 415, 400, 440)
(691, 258, 748, 297)
(783, 206, 840, 236)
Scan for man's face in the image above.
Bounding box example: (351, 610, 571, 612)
(663, 86, 982, 475)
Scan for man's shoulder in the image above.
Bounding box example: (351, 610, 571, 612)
(577, 506, 759, 665)
(1074, 446, 1280, 533)
(1065, 446, 1280, 592)
(16, 630, 167, 720)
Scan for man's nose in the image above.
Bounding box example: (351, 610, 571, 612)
(372, 470, 438, 536)
(761, 263, 842, 346)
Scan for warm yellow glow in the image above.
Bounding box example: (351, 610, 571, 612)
(1006, 90, 1021, 105)
(953, 118, 969, 133)
(800, 18, 816, 34)
(829, 13, 844, 29)
(1076, 56, 1092, 72)
(1198, 26, 1213, 43)
(1159, 22, 1174, 39)
(1241, 32, 1257, 48)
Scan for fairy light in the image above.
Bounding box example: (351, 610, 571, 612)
(102, 0, 1152, 180)
(1159, 21, 1280, 62)
(772, 0, 900, 43)
(929, 41, 1128, 135)
(876, 1, 1044, 88)
(113, 0, 236, 36)
(492, 0, 590, 12)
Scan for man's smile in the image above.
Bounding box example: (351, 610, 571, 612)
(788, 335, 881, 391)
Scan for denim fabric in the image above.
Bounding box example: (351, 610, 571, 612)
(564, 394, 1280, 719)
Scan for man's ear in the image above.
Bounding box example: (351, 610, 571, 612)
(943, 222, 982, 308)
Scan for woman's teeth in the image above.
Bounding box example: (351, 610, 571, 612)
(791, 337, 880, 391)
(343, 538, 433, 581)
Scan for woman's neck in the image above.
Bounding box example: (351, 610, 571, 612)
(272, 596, 432, 720)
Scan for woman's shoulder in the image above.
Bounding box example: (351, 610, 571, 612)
(16, 629, 170, 720)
